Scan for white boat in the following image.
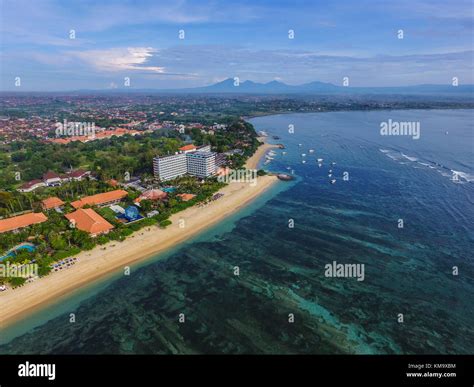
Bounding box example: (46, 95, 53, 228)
(318, 163, 322, 168)
(282, 151, 287, 155)
(328, 173, 332, 177)
(309, 149, 315, 153)
(331, 161, 336, 166)
(265, 155, 274, 160)
(302, 160, 306, 164)
(301, 153, 306, 157)
(329, 169, 333, 173)
(298, 143, 302, 147)
(317, 158, 324, 162)
(258, 131, 269, 136)
(268, 150, 277, 156)
(264, 160, 271, 165)
(330, 179, 336, 184)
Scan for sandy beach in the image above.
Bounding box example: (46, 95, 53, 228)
(246, 137, 279, 169)
(0, 143, 279, 330)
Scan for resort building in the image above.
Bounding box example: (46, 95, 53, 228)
(41, 197, 65, 210)
(17, 169, 91, 193)
(0, 212, 48, 234)
(177, 193, 196, 202)
(71, 189, 128, 209)
(153, 153, 187, 181)
(66, 169, 90, 181)
(135, 189, 168, 204)
(43, 171, 62, 186)
(179, 144, 197, 153)
(18, 179, 46, 193)
(187, 151, 216, 178)
(153, 144, 216, 181)
(65, 208, 114, 237)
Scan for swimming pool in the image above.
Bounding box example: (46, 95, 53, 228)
(0, 243, 36, 262)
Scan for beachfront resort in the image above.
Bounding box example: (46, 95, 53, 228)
(0, 118, 263, 291)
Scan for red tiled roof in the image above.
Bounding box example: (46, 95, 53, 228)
(41, 197, 65, 210)
(43, 170, 61, 180)
(65, 208, 113, 235)
(177, 193, 196, 202)
(71, 190, 128, 209)
(0, 212, 48, 233)
(68, 169, 88, 178)
(135, 189, 167, 203)
(20, 179, 43, 189)
(179, 144, 197, 152)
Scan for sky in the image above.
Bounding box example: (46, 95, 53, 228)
(0, 0, 473, 91)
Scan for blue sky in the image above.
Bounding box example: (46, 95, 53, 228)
(0, 0, 473, 91)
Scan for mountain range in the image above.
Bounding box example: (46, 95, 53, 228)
(177, 78, 473, 94)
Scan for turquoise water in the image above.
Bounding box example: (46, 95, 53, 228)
(0, 109, 472, 354)
(0, 243, 36, 262)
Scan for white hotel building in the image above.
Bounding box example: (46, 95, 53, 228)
(153, 145, 216, 181)
(186, 152, 216, 178)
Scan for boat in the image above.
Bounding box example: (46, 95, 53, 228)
(265, 155, 274, 160)
(277, 174, 294, 181)
(331, 161, 336, 166)
(301, 153, 306, 157)
(282, 151, 287, 155)
(309, 149, 315, 153)
(286, 166, 291, 170)
(298, 143, 302, 147)
(328, 173, 332, 177)
(264, 160, 271, 165)
(258, 131, 268, 136)
(330, 179, 336, 184)
(329, 169, 333, 173)
(317, 158, 324, 162)
(318, 163, 322, 168)
(302, 160, 306, 164)
(268, 150, 277, 156)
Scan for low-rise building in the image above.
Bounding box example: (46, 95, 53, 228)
(41, 197, 65, 210)
(0, 212, 48, 234)
(135, 189, 168, 204)
(65, 208, 114, 237)
(43, 171, 62, 186)
(71, 189, 128, 209)
(18, 179, 46, 193)
(177, 193, 196, 202)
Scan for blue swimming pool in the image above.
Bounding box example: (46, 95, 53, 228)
(0, 244, 36, 261)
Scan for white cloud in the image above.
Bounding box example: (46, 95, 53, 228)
(69, 47, 165, 73)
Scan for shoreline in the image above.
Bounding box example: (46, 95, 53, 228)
(0, 144, 280, 331)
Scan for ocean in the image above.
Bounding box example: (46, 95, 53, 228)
(1, 109, 473, 354)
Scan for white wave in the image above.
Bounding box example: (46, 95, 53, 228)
(451, 170, 474, 183)
(401, 153, 418, 162)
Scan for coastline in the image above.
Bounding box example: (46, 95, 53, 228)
(0, 143, 279, 331)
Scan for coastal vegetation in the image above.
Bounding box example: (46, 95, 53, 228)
(0, 117, 256, 288)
